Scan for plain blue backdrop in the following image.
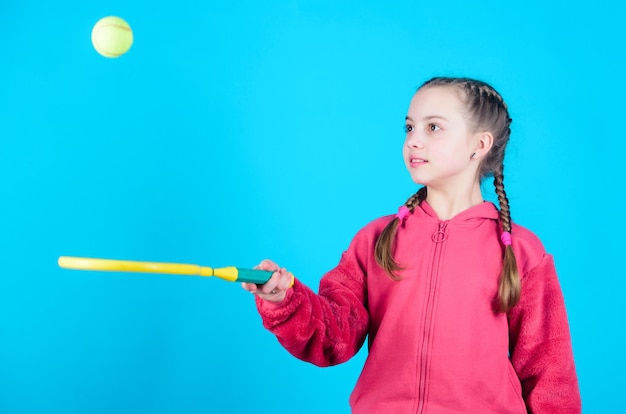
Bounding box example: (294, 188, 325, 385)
(1, 1, 623, 413)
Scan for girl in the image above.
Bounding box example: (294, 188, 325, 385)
(242, 77, 581, 413)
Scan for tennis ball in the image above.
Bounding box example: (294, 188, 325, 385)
(91, 16, 133, 58)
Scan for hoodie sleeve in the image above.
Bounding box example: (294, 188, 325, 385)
(508, 253, 582, 413)
(254, 251, 369, 367)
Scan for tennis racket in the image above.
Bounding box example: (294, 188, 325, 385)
(58, 256, 274, 284)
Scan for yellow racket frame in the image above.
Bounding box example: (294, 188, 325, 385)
(58, 256, 273, 284)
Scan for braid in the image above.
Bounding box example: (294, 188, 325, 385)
(493, 166, 521, 312)
(476, 83, 508, 110)
(493, 166, 512, 232)
(405, 187, 426, 210)
(375, 187, 427, 280)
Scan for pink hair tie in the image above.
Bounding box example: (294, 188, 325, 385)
(396, 205, 410, 221)
(501, 231, 512, 246)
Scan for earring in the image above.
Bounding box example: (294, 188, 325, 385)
(471, 153, 476, 159)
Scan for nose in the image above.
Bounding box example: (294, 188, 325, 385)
(406, 132, 424, 149)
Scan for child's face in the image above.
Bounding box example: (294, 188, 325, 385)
(403, 86, 481, 191)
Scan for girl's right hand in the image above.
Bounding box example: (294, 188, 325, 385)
(241, 259, 294, 303)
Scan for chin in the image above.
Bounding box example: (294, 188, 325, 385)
(409, 176, 428, 186)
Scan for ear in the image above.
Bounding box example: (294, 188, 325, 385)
(472, 131, 494, 158)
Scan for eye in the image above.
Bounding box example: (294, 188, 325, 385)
(428, 123, 441, 132)
(404, 124, 414, 133)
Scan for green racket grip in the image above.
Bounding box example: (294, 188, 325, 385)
(236, 268, 274, 284)
(235, 268, 296, 288)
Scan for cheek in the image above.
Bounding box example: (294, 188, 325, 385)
(402, 140, 409, 157)
(440, 140, 466, 158)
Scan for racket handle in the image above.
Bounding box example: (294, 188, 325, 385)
(236, 269, 296, 288)
(236, 268, 274, 284)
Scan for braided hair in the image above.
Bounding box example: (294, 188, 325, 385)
(374, 77, 520, 312)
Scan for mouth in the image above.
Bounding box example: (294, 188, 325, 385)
(409, 157, 428, 167)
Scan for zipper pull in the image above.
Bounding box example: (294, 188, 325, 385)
(431, 221, 448, 243)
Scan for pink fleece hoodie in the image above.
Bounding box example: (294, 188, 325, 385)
(255, 201, 581, 413)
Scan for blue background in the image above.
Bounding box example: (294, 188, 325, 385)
(1, 1, 623, 412)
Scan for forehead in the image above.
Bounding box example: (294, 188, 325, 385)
(407, 85, 468, 120)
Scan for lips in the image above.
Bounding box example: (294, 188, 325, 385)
(409, 156, 428, 167)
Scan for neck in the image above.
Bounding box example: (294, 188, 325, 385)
(425, 182, 484, 220)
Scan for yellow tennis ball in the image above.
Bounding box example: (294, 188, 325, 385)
(91, 16, 133, 58)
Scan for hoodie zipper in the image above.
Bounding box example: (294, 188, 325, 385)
(416, 220, 448, 413)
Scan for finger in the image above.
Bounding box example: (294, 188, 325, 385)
(259, 272, 281, 295)
(256, 259, 280, 272)
(259, 269, 292, 296)
(260, 259, 280, 271)
(241, 282, 258, 293)
(277, 269, 295, 291)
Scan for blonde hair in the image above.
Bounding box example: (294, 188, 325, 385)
(374, 77, 520, 313)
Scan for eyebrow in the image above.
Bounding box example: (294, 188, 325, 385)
(405, 115, 449, 122)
